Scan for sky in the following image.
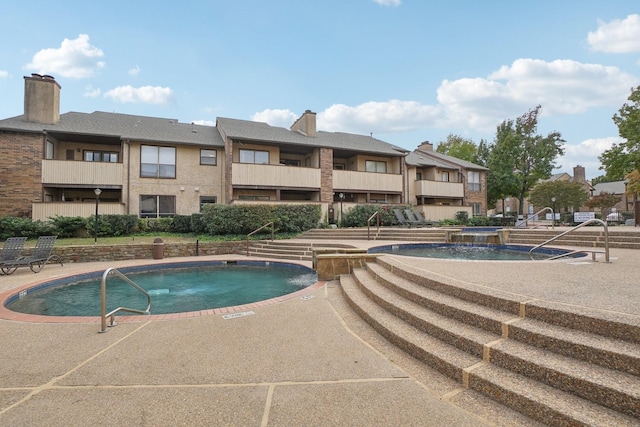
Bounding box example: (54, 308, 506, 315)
(1, 1, 640, 180)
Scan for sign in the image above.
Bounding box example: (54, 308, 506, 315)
(574, 212, 595, 223)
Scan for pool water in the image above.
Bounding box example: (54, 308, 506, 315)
(368, 243, 582, 261)
(7, 262, 317, 317)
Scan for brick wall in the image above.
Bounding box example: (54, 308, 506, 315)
(0, 131, 43, 217)
(319, 147, 333, 203)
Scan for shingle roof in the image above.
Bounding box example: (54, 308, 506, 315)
(216, 117, 409, 156)
(593, 180, 627, 195)
(405, 149, 488, 170)
(0, 112, 225, 146)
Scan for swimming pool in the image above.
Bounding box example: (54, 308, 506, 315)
(5, 260, 318, 317)
(368, 243, 585, 261)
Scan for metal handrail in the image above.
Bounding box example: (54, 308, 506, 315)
(516, 206, 554, 229)
(529, 219, 610, 262)
(367, 211, 381, 240)
(100, 267, 151, 333)
(246, 222, 274, 256)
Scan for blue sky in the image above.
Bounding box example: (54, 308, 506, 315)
(1, 1, 639, 179)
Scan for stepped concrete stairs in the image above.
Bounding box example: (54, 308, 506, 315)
(506, 228, 640, 250)
(339, 256, 640, 426)
(246, 240, 354, 261)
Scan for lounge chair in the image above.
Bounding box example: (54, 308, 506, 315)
(412, 210, 433, 227)
(1, 236, 63, 275)
(404, 209, 427, 227)
(393, 209, 411, 227)
(0, 237, 28, 274)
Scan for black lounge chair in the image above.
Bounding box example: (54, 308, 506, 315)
(1, 236, 63, 275)
(393, 209, 411, 227)
(404, 209, 427, 227)
(412, 210, 433, 227)
(0, 237, 28, 274)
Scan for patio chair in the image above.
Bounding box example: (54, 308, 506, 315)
(412, 210, 433, 226)
(1, 236, 63, 275)
(393, 209, 411, 227)
(0, 237, 28, 274)
(404, 209, 427, 227)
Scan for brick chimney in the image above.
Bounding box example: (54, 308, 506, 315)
(418, 141, 433, 151)
(24, 74, 61, 124)
(573, 165, 586, 183)
(290, 110, 316, 137)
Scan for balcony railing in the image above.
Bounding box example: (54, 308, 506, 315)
(32, 202, 125, 221)
(333, 170, 402, 192)
(231, 163, 321, 188)
(42, 160, 123, 186)
(414, 180, 464, 198)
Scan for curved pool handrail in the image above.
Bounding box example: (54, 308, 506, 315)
(528, 219, 610, 262)
(246, 222, 274, 256)
(367, 211, 380, 240)
(516, 206, 554, 229)
(100, 267, 152, 333)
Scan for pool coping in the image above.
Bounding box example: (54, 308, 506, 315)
(0, 258, 324, 324)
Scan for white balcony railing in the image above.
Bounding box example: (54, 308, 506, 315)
(414, 180, 464, 198)
(42, 160, 123, 186)
(231, 163, 321, 188)
(333, 170, 402, 192)
(32, 202, 125, 221)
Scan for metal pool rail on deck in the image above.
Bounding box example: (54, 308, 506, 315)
(529, 218, 610, 262)
(100, 267, 151, 333)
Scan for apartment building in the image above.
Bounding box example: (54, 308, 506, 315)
(0, 74, 415, 222)
(405, 142, 488, 219)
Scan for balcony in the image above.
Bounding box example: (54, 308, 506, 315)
(42, 160, 123, 186)
(414, 180, 464, 198)
(333, 170, 402, 192)
(232, 163, 321, 188)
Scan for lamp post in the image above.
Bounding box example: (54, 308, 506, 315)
(338, 193, 345, 227)
(551, 196, 556, 229)
(94, 188, 102, 244)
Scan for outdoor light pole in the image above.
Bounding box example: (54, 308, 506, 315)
(551, 196, 556, 229)
(94, 188, 102, 244)
(338, 193, 345, 227)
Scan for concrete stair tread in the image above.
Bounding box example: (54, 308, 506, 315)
(490, 339, 640, 417)
(365, 261, 515, 335)
(510, 317, 640, 376)
(352, 268, 500, 358)
(472, 363, 639, 426)
(340, 274, 480, 378)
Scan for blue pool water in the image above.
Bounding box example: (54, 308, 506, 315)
(368, 243, 584, 261)
(6, 261, 317, 317)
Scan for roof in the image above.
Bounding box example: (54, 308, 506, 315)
(405, 149, 488, 170)
(593, 180, 627, 195)
(0, 112, 225, 147)
(216, 117, 409, 156)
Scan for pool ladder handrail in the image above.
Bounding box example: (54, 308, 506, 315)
(515, 206, 554, 229)
(528, 218, 610, 262)
(100, 267, 151, 333)
(367, 211, 381, 240)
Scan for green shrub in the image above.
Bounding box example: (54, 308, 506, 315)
(50, 216, 87, 238)
(171, 215, 193, 233)
(202, 204, 321, 235)
(455, 211, 469, 225)
(343, 204, 406, 227)
(190, 213, 208, 234)
(467, 216, 489, 226)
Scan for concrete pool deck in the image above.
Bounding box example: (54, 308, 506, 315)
(0, 236, 638, 426)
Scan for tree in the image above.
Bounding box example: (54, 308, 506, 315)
(599, 85, 640, 179)
(435, 134, 477, 163)
(486, 106, 565, 215)
(528, 180, 589, 214)
(585, 192, 622, 219)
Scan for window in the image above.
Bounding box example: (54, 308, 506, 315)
(280, 158, 300, 166)
(141, 145, 176, 178)
(200, 149, 217, 166)
(139, 195, 176, 218)
(365, 160, 387, 173)
(472, 203, 482, 216)
(238, 195, 270, 201)
(416, 172, 422, 180)
(45, 141, 54, 159)
(239, 149, 269, 164)
(199, 196, 217, 212)
(441, 171, 449, 182)
(333, 163, 345, 170)
(467, 171, 481, 192)
(84, 150, 118, 162)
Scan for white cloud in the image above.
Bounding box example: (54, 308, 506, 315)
(588, 14, 640, 53)
(192, 119, 215, 126)
(83, 85, 101, 98)
(0, 70, 9, 78)
(128, 65, 140, 76)
(251, 109, 299, 128)
(373, 0, 401, 6)
(558, 137, 622, 178)
(25, 34, 105, 79)
(103, 85, 173, 104)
